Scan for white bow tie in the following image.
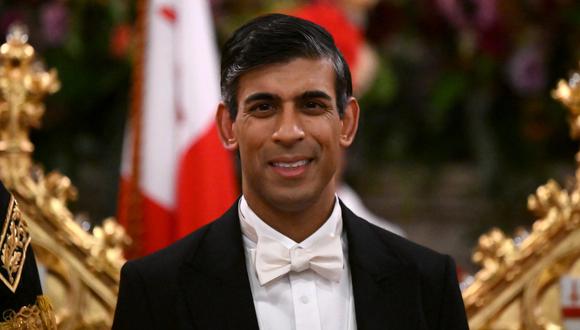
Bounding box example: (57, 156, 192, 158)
(254, 232, 344, 286)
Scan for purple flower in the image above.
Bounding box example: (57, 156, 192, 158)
(435, 0, 468, 29)
(436, 0, 498, 31)
(507, 44, 546, 95)
(40, 1, 70, 46)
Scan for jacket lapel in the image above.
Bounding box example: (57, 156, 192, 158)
(342, 203, 427, 330)
(176, 200, 427, 330)
(178, 202, 259, 330)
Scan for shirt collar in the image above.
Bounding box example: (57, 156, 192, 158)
(238, 195, 342, 250)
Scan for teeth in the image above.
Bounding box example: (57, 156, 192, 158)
(273, 160, 309, 168)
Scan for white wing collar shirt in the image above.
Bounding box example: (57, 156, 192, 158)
(239, 196, 357, 330)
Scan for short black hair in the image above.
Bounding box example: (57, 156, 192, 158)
(220, 13, 352, 119)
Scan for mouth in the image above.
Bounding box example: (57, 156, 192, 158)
(271, 159, 310, 168)
(268, 158, 313, 178)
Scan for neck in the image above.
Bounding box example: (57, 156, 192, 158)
(243, 191, 336, 243)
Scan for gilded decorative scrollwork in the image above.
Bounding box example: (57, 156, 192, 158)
(90, 218, 131, 275)
(0, 295, 56, 330)
(0, 197, 29, 293)
(0, 25, 130, 329)
(464, 62, 580, 329)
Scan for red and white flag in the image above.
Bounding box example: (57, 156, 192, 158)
(118, 0, 238, 257)
(562, 276, 580, 329)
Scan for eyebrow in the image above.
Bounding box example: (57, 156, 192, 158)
(299, 90, 332, 101)
(243, 90, 332, 106)
(243, 93, 280, 105)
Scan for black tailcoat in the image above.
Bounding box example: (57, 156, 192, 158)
(113, 201, 469, 330)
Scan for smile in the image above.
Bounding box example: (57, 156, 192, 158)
(271, 159, 310, 168)
(268, 158, 312, 178)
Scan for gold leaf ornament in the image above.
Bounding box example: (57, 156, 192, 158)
(0, 198, 30, 293)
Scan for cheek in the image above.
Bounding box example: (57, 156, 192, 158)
(235, 124, 269, 167)
(304, 119, 342, 147)
(311, 125, 343, 166)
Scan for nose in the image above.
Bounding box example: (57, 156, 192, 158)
(272, 106, 305, 146)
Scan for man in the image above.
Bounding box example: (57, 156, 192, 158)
(113, 14, 468, 330)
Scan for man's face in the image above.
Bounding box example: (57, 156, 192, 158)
(217, 58, 359, 215)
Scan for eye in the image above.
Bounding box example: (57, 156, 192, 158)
(249, 103, 274, 114)
(256, 103, 272, 111)
(303, 101, 327, 113)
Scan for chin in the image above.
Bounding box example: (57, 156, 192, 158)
(265, 188, 325, 213)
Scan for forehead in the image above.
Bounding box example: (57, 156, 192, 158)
(236, 58, 336, 100)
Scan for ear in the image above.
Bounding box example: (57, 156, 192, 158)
(339, 97, 360, 148)
(216, 102, 238, 151)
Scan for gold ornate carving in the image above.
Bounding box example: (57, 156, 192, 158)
(0, 25, 130, 329)
(0, 197, 29, 293)
(464, 62, 580, 329)
(0, 295, 56, 330)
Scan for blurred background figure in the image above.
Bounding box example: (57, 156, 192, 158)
(291, 0, 380, 96)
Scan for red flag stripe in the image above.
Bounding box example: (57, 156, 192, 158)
(563, 307, 580, 318)
(175, 124, 237, 239)
(141, 195, 174, 254)
(118, 177, 175, 256)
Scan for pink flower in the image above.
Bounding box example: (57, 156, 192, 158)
(475, 0, 498, 30)
(436, 0, 498, 30)
(40, 1, 70, 46)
